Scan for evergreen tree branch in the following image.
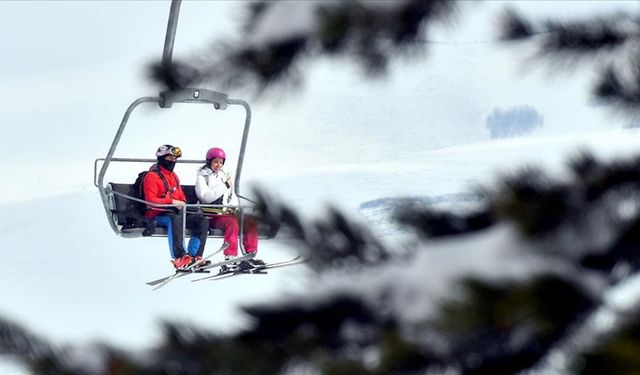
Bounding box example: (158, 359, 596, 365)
(498, 8, 640, 113)
(252, 188, 395, 271)
(147, 0, 460, 93)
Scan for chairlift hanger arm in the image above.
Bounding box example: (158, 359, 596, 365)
(163, 0, 181, 69)
(227, 98, 251, 194)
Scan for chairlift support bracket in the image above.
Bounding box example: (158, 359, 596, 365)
(159, 88, 229, 109)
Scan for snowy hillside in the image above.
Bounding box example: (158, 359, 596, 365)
(2, 128, 640, 351)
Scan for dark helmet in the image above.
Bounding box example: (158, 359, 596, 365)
(156, 144, 182, 158)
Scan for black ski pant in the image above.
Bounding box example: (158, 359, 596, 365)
(155, 211, 209, 259)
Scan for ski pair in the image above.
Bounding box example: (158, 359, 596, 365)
(191, 255, 305, 282)
(148, 252, 257, 290)
(146, 243, 250, 289)
(147, 251, 255, 289)
(147, 252, 260, 287)
(145, 245, 224, 286)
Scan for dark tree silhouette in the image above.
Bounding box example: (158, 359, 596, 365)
(7, 151, 640, 373)
(149, 0, 461, 92)
(498, 7, 640, 114)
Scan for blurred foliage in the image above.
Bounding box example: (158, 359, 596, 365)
(433, 276, 593, 374)
(8, 148, 640, 373)
(149, 0, 459, 93)
(578, 322, 640, 375)
(499, 7, 640, 115)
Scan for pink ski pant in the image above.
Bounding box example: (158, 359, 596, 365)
(208, 214, 258, 256)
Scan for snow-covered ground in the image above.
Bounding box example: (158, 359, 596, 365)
(3, 127, 640, 352)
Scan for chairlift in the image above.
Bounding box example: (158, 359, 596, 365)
(94, 1, 278, 251)
(94, 88, 277, 242)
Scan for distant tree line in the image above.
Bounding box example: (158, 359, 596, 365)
(486, 105, 543, 139)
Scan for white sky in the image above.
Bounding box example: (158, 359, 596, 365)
(1, 0, 638, 204)
(0, 1, 634, 77)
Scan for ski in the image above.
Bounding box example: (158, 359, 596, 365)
(146, 243, 232, 289)
(145, 266, 212, 286)
(191, 255, 305, 282)
(147, 251, 255, 289)
(205, 256, 305, 281)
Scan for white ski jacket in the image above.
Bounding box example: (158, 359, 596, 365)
(195, 166, 238, 213)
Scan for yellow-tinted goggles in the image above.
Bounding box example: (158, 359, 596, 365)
(157, 145, 182, 158)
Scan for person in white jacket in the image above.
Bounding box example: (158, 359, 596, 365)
(195, 147, 263, 267)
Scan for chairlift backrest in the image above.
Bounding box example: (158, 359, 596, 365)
(95, 89, 277, 243)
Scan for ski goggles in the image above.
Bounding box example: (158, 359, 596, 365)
(156, 145, 182, 158)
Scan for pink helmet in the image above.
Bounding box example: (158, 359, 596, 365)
(206, 147, 226, 162)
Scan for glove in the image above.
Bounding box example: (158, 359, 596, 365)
(224, 172, 233, 189)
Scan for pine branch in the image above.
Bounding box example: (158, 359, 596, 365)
(593, 63, 640, 112)
(252, 188, 394, 271)
(0, 316, 75, 374)
(148, 0, 460, 92)
(498, 8, 536, 41)
(393, 199, 494, 238)
(498, 8, 640, 113)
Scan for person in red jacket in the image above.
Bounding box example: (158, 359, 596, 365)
(144, 144, 209, 269)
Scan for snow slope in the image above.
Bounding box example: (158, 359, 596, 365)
(2, 128, 640, 351)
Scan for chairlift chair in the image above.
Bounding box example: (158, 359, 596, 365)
(95, 1, 277, 253)
(94, 88, 278, 249)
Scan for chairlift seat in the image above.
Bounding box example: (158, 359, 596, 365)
(107, 182, 277, 238)
(95, 87, 280, 243)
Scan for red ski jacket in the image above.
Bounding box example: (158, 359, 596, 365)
(143, 164, 186, 218)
